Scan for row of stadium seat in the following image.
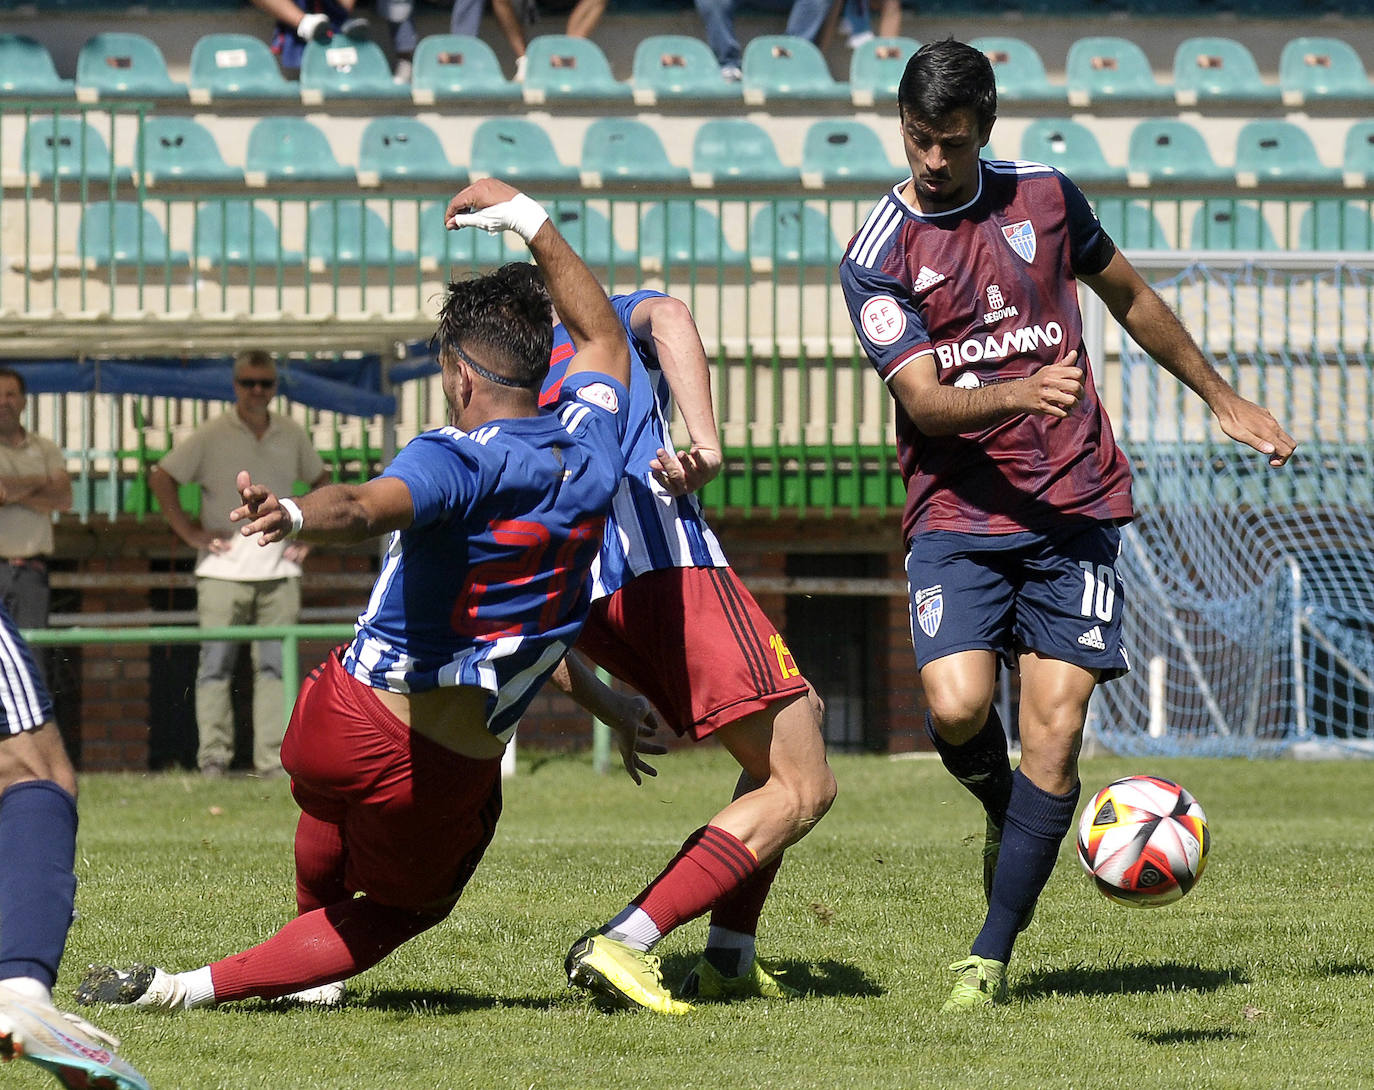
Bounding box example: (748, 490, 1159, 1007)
(37, 197, 1374, 274)
(3, 31, 1373, 110)
(12, 114, 1374, 191)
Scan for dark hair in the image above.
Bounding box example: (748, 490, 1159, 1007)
(435, 262, 553, 389)
(0, 367, 25, 396)
(233, 349, 276, 380)
(897, 38, 997, 132)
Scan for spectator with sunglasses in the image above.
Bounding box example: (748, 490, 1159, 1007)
(148, 351, 331, 778)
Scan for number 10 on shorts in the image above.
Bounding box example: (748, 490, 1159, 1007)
(1078, 561, 1116, 622)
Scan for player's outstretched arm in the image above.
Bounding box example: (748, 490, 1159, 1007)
(231, 469, 413, 546)
(1086, 251, 1297, 467)
(629, 295, 723, 497)
(549, 651, 667, 785)
(889, 349, 1086, 437)
(445, 179, 629, 390)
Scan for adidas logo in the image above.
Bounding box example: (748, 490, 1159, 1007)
(913, 265, 946, 292)
(1077, 626, 1106, 651)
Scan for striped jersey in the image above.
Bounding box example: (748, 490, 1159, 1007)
(342, 371, 629, 742)
(541, 289, 727, 600)
(839, 159, 1135, 543)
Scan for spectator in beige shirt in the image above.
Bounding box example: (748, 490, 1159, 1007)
(148, 351, 330, 778)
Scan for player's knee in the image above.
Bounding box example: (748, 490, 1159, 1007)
(924, 691, 993, 740)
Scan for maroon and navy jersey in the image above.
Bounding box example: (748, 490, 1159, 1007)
(839, 159, 1135, 543)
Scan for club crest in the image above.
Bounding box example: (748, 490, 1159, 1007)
(916, 592, 944, 638)
(1002, 220, 1036, 263)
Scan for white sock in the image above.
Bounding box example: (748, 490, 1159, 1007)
(168, 967, 216, 1009)
(603, 906, 662, 951)
(0, 976, 52, 1003)
(704, 926, 755, 976)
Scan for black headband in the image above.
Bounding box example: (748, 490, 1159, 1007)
(450, 343, 538, 390)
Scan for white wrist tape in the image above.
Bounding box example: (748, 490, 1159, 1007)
(448, 192, 550, 243)
(277, 497, 304, 538)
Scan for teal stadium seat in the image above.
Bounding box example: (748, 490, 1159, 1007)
(75, 32, 187, 101)
(193, 200, 304, 268)
(1343, 121, 1374, 186)
(523, 36, 631, 104)
(849, 37, 919, 107)
(411, 35, 518, 103)
(631, 34, 740, 105)
(1093, 198, 1170, 250)
(0, 35, 75, 97)
(969, 36, 1065, 105)
(1189, 200, 1278, 251)
(638, 201, 745, 273)
(741, 35, 847, 105)
(1233, 120, 1341, 187)
(79, 201, 188, 267)
(418, 199, 529, 272)
(22, 117, 130, 184)
(138, 117, 243, 185)
(1126, 120, 1231, 187)
(1298, 199, 1374, 251)
(1065, 36, 1172, 107)
(691, 119, 799, 187)
(1172, 37, 1280, 107)
(549, 201, 635, 267)
(188, 33, 296, 102)
(244, 117, 355, 185)
(357, 117, 466, 187)
(300, 37, 409, 103)
(1279, 37, 1374, 107)
(469, 118, 579, 185)
(578, 118, 689, 188)
(307, 200, 416, 270)
(749, 201, 842, 270)
(1019, 119, 1125, 186)
(800, 120, 903, 188)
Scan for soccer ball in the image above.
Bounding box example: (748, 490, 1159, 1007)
(1075, 776, 1210, 908)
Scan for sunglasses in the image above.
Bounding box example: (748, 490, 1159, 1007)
(236, 378, 277, 390)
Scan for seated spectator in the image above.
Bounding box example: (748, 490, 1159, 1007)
(694, 0, 835, 82)
(449, 0, 608, 81)
(248, 0, 370, 76)
(828, 0, 902, 48)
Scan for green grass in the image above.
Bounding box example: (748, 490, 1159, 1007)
(29, 752, 1374, 1089)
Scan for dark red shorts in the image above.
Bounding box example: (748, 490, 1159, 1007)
(281, 651, 502, 911)
(574, 566, 810, 741)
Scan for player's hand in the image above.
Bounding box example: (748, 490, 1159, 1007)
(602, 690, 668, 786)
(1023, 350, 1085, 420)
(230, 469, 292, 544)
(651, 444, 722, 497)
(1213, 395, 1297, 468)
(444, 179, 549, 241)
(296, 12, 331, 42)
(188, 527, 232, 554)
(284, 541, 311, 564)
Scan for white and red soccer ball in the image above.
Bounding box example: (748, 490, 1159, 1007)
(1076, 775, 1210, 908)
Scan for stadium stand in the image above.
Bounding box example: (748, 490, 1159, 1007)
(1342, 120, 1374, 186)
(417, 198, 529, 272)
(800, 119, 904, 188)
(848, 36, 919, 107)
(410, 35, 520, 104)
(0, 34, 75, 97)
(79, 201, 188, 267)
(1279, 35, 1374, 106)
(578, 117, 690, 188)
(741, 34, 848, 105)
(1297, 198, 1374, 250)
(968, 35, 1066, 104)
(630, 34, 742, 105)
(1233, 119, 1342, 187)
(1064, 36, 1173, 106)
(306, 201, 416, 270)
(1189, 198, 1280, 249)
(21, 116, 130, 183)
(299, 38, 410, 103)
(1093, 197, 1170, 250)
(1126, 119, 1233, 187)
(138, 117, 244, 186)
(522, 35, 633, 104)
(356, 117, 466, 187)
(193, 200, 304, 268)
(549, 200, 637, 267)
(748, 200, 842, 270)
(1019, 118, 1126, 185)
(690, 118, 800, 187)
(638, 199, 746, 272)
(75, 32, 188, 102)
(244, 116, 355, 185)
(188, 33, 297, 102)
(1171, 35, 1281, 106)
(468, 117, 580, 185)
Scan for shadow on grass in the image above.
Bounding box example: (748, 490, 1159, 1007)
(653, 952, 883, 1000)
(1318, 960, 1374, 977)
(1015, 962, 1248, 999)
(357, 990, 561, 1015)
(1133, 1027, 1244, 1045)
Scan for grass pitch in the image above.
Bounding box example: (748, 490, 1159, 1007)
(32, 750, 1374, 1089)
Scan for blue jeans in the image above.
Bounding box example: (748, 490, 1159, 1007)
(694, 0, 834, 69)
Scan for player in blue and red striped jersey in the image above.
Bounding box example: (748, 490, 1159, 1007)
(547, 290, 835, 1014)
(839, 39, 1295, 1011)
(74, 179, 650, 1015)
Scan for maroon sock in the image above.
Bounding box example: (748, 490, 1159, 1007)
(708, 852, 782, 936)
(634, 825, 759, 938)
(294, 811, 349, 915)
(208, 897, 445, 1002)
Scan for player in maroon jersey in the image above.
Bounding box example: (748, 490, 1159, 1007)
(839, 38, 1296, 1011)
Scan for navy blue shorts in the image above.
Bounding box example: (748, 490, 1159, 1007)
(0, 602, 53, 735)
(905, 522, 1130, 681)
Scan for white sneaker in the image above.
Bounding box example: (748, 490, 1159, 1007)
(75, 964, 190, 1012)
(514, 54, 528, 82)
(281, 981, 346, 1007)
(392, 57, 413, 85)
(0, 983, 150, 1090)
(720, 64, 742, 82)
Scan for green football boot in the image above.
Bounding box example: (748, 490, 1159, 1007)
(679, 956, 799, 1001)
(565, 931, 692, 1016)
(941, 955, 1008, 1012)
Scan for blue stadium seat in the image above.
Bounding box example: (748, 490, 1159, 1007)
(411, 35, 518, 103)
(1065, 36, 1172, 106)
(1279, 36, 1374, 106)
(1093, 198, 1170, 250)
(523, 36, 631, 104)
(742, 35, 847, 105)
(748, 201, 842, 270)
(1297, 199, 1374, 251)
(1019, 119, 1125, 185)
(631, 34, 740, 105)
(79, 201, 188, 267)
(1189, 200, 1278, 251)
(1172, 36, 1280, 106)
(578, 118, 689, 188)
(849, 37, 919, 107)
(418, 199, 529, 272)
(357, 117, 466, 187)
(691, 119, 799, 187)
(22, 117, 130, 184)
(1233, 120, 1342, 187)
(638, 200, 746, 272)
(549, 201, 636, 267)
(193, 200, 303, 268)
(300, 37, 409, 103)
(188, 33, 295, 102)
(469, 118, 579, 186)
(1127, 120, 1231, 187)
(800, 120, 903, 188)
(969, 36, 1065, 104)
(75, 32, 187, 101)
(138, 117, 243, 185)
(1344, 121, 1374, 186)
(0, 35, 75, 97)
(244, 117, 355, 185)
(307, 201, 416, 269)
